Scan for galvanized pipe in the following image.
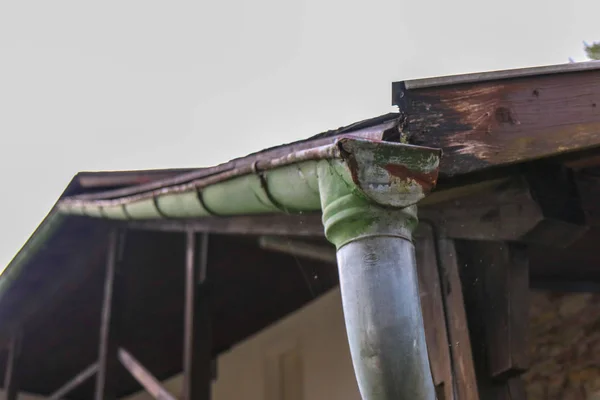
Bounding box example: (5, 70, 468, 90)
(337, 235, 435, 400)
(317, 142, 438, 400)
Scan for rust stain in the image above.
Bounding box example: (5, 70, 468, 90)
(338, 141, 361, 186)
(384, 164, 439, 192)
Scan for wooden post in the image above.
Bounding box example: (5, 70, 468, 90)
(455, 240, 529, 400)
(414, 225, 454, 400)
(182, 231, 212, 400)
(3, 333, 21, 400)
(436, 235, 480, 400)
(95, 228, 125, 400)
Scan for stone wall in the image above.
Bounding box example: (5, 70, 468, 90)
(525, 291, 600, 400)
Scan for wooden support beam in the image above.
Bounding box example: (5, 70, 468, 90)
(393, 67, 600, 177)
(48, 363, 98, 400)
(562, 148, 600, 170)
(127, 214, 325, 237)
(492, 379, 527, 400)
(484, 244, 529, 378)
(118, 348, 176, 400)
(414, 225, 453, 400)
(436, 235, 480, 400)
(573, 169, 600, 227)
(182, 232, 213, 400)
(258, 236, 336, 264)
(3, 333, 21, 400)
(421, 175, 587, 247)
(95, 228, 125, 400)
(455, 240, 530, 400)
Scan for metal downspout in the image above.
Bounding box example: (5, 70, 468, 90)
(334, 214, 433, 399)
(318, 140, 439, 400)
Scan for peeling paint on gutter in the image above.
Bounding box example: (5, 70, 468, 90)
(57, 138, 441, 221)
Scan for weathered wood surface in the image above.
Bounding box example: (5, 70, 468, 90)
(394, 69, 600, 176)
(480, 243, 529, 378)
(414, 225, 454, 400)
(127, 214, 325, 237)
(182, 232, 213, 400)
(421, 173, 588, 247)
(489, 378, 527, 400)
(456, 240, 529, 400)
(574, 169, 600, 226)
(436, 236, 480, 400)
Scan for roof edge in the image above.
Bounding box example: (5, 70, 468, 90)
(398, 61, 600, 91)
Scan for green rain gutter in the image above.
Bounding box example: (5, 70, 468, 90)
(59, 138, 439, 224)
(59, 137, 442, 400)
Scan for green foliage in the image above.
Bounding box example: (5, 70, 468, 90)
(584, 42, 600, 60)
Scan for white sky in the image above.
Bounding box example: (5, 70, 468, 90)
(0, 0, 598, 268)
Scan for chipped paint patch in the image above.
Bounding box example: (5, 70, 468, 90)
(337, 138, 442, 208)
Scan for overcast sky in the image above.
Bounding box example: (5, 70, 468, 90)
(0, 0, 598, 268)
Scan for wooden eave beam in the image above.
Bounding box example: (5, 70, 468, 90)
(393, 68, 600, 177)
(127, 214, 325, 237)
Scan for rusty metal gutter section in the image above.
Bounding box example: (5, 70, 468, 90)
(67, 116, 400, 203)
(58, 136, 442, 400)
(58, 138, 439, 221)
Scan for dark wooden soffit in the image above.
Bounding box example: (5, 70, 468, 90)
(393, 63, 600, 177)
